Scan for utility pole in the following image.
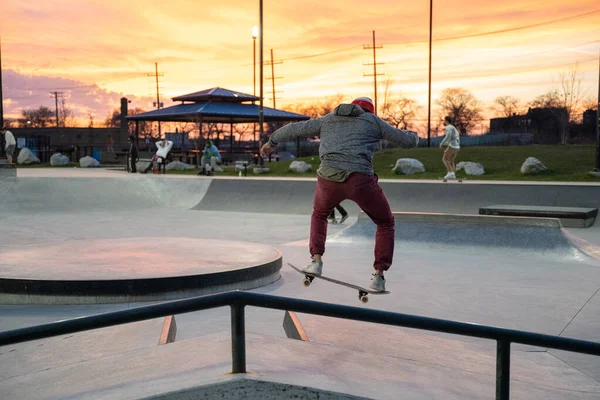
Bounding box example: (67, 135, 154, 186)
(595, 49, 600, 173)
(363, 30, 384, 115)
(50, 91, 64, 135)
(147, 63, 164, 138)
(427, 0, 433, 147)
(266, 49, 283, 108)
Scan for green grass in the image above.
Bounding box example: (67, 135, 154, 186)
(16, 145, 600, 182)
(231, 145, 600, 182)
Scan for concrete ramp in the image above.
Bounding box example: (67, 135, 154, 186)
(0, 176, 212, 213)
(328, 212, 598, 261)
(193, 178, 600, 216)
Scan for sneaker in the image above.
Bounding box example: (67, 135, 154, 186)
(443, 172, 456, 180)
(302, 260, 323, 276)
(338, 214, 349, 224)
(369, 274, 386, 292)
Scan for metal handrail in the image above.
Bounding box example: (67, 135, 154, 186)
(1, 291, 598, 400)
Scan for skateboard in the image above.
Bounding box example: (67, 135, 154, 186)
(288, 263, 390, 304)
(439, 177, 465, 183)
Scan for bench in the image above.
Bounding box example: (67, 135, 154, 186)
(479, 205, 598, 228)
(129, 156, 167, 174)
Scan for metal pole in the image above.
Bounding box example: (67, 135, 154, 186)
(372, 30, 378, 115)
(155, 62, 161, 139)
(270, 48, 276, 109)
(427, 0, 433, 147)
(231, 303, 246, 373)
(253, 38, 256, 97)
(595, 50, 599, 171)
(54, 92, 60, 135)
(258, 0, 264, 167)
(496, 340, 510, 400)
(0, 35, 4, 129)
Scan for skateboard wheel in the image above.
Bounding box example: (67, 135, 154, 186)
(359, 295, 369, 304)
(443, 179, 447, 183)
(302, 278, 311, 287)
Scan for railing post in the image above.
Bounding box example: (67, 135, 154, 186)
(231, 303, 246, 373)
(496, 340, 511, 400)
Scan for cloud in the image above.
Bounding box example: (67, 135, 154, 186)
(2, 70, 154, 123)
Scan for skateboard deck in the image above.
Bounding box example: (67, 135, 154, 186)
(438, 177, 465, 183)
(288, 263, 390, 303)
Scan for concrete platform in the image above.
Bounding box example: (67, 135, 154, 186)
(480, 205, 598, 228)
(0, 238, 282, 304)
(0, 163, 16, 178)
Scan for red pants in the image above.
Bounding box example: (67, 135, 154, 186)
(310, 173, 395, 271)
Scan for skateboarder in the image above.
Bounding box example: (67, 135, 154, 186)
(1, 127, 16, 164)
(127, 135, 138, 173)
(328, 204, 349, 224)
(261, 96, 419, 292)
(439, 116, 460, 180)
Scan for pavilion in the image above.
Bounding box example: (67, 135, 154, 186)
(126, 87, 310, 153)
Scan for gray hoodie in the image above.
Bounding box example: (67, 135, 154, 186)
(269, 104, 419, 176)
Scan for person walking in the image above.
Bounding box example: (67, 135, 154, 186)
(439, 116, 460, 180)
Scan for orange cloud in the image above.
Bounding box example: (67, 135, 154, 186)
(1, 0, 598, 127)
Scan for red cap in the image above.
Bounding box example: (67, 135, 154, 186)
(351, 97, 375, 114)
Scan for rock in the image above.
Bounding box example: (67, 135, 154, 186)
(289, 161, 312, 173)
(166, 161, 194, 171)
(253, 167, 270, 174)
(520, 157, 548, 174)
(392, 158, 425, 175)
(456, 161, 485, 176)
(50, 153, 69, 167)
(17, 148, 41, 165)
(79, 156, 100, 168)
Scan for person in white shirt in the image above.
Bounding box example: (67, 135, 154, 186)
(142, 138, 173, 174)
(439, 116, 460, 180)
(1, 127, 16, 164)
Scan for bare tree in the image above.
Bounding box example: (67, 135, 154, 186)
(491, 96, 523, 118)
(20, 106, 55, 127)
(59, 98, 76, 127)
(556, 62, 586, 123)
(436, 88, 483, 135)
(529, 90, 562, 109)
(581, 96, 598, 112)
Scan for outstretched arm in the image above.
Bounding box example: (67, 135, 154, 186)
(376, 118, 419, 148)
(262, 118, 323, 156)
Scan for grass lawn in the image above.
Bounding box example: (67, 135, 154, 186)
(15, 145, 600, 182)
(211, 145, 600, 182)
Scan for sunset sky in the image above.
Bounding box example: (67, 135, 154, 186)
(1, 0, 598, 132)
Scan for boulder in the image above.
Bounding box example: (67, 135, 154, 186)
(520, 157, 548, 174)
(253, 167, 270, 174)
(166, 161, 194, 171)
(392, 158, 425, 175)
(17, 148, 40, 165)
(79, 156, 100, 168)
(456, 161, 485, 176)
(289, 161, 312, 173)
(50, 153, 69, 167)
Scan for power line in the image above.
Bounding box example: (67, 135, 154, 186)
(384, 9, 600, 46)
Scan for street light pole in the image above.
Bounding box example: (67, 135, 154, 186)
(258, 0, 265, 166)
(252, 26, 258, 154)
(596, 49, 600, 173)
(426, 0, 433, 148)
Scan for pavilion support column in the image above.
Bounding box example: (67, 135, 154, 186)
(199, 117, 204, 167)
(230, 121, 234, 154)
(135, 120, 139, 147)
